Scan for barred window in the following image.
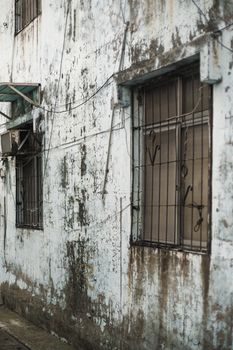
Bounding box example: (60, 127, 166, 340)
(15, 0, 41, 34)
(16, 127, 43, 229)
(132, 64, 211, 253)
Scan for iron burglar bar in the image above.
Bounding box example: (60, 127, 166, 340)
(132, 64, 212, 253)
(0, 82, 43, 229)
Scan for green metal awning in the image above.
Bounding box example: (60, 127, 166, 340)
(0, 83, 40, 104)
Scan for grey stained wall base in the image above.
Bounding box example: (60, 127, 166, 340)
(0, 306, 76, 350)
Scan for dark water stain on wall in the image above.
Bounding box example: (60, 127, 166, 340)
(65, 195, 75, 229)
(77, 189, 89, 227)
(60, 155, 69, 189)
(80, 143, 87, 177)
(66, 239, 89, 314)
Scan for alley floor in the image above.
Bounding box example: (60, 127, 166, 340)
(0, 306, 75, 350)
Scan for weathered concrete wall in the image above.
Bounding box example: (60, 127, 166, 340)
(0, 1, 232, 349)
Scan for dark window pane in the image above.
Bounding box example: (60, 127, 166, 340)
(15, 0, 41, 34)
(145, 80, 177, 126)
(181, 124, 209, 248)
(16, 129, 43, 229)
(143, 129, 177, 244)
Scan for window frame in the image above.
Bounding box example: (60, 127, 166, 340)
(131, 64, 212, 254)
(16, 128, 43, 230)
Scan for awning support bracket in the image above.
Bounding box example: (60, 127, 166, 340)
(7, 84, 40, 107)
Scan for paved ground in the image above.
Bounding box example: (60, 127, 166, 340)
(0, 328, 30, 350)
(0, 306, 76, 350)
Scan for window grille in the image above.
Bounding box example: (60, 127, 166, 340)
(16, 129, 43, 229)
(132, 64, 212, 252)
(15, 0, 41, 34)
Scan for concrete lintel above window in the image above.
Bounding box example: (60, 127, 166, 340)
(116, 54, 200, 87)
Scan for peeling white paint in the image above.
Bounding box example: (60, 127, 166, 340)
(0, 1, 232, 349)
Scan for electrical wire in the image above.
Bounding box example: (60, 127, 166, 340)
(41, 115, 130, 154)
(191, 0, 209, 23)
(43, 0, 71, 180)
(42, 74, 114, 114)
(191, 0, 233, 53)
(214, 21, 233, 33)
(25, 3, 233, 117)
(4, 198, 131, 234)
(216, 37, 233, 53)
(18, 0, 128, 115)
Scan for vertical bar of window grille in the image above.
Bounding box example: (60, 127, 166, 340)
(33, 0, 36, 20)
(30, 158, 32, 226)
(30, 0, 32, 24)
(27, 0, 30, 25)
(191, 71, 195, 250)
(178, 77, 182, 246)
(36, 0, 38, 17)
(26, 168, 28, 226)
(29, 171, 31, 226)
(150, 91, 155, 242)
(19, 164, 21, 225)
(208, 87, 212, 252)
(158, 89, 161, 243)
(135, 91, 139, 240)
(22, 171, 24, 225)
(28, 0, 31, 25)
(39, 155, 42, 227)
(165, 86, 169, 244)
(26, 172, 28, 226)
(144, 90, 149, 241)
(15, 0, 18, 33)
(16, 164, 18, 225)
(34, 0, 36, 19)
(33, 0, 35, 21)
(174, 81, 178, 244)
(30, 159, 33, 226)
(34, 156, 37, 226)
(37, 156, 39, 226)
(200, 85, 204, 249)
(25, 0, 28, 28)
(24, 166, 26, 225)
(139, 91, 143, 240)
(29, 0, 32, 21)
(15, 1, 17, 33)
(20, 0, 23, 32)
(21, 169, 23, 225)
(17, 0, 20, 33)
(15, 1, 18, 33)
(24, 0, 27, 28)
(30, 162, 32, 226)
(29, 0, 31, 25)
(17, 0, 21, 33)
(22, 0, 25, 29)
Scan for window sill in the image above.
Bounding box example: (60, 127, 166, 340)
(131, 239, 210, 255)
(16, 225, 43, 231)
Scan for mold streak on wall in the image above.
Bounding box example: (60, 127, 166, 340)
(0, 1, 232, 349)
